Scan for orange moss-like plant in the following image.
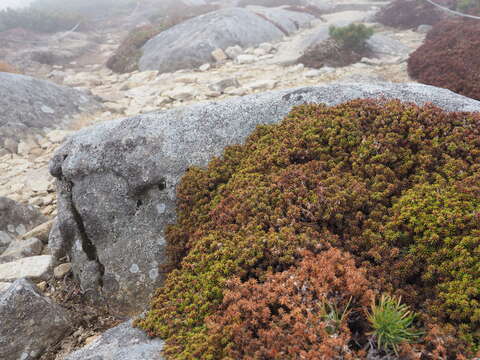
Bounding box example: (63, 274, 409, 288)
(138, 99, 480, 359)
(207, 248, 374, 360)
(0, 61, 20, 74)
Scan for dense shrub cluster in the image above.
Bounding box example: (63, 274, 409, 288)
(0, 61, 20, 74)
(374, 0, 455, 29)
(138, 99, 480, 359)
(408, 19, 480, 101)
(207, 248, 374, 359)
(106, 4, 218, 73)
(298, 24, 373, 69)
(329, 23, 374, 51)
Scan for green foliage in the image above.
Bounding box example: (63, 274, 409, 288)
(329, 23, 374, 50)
(383, 181, 480, 342)
(367, 294, 422, 354)
(138, 99, 480, 359)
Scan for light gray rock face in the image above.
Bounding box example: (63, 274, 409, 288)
(139, 8, 286, 73)
(50, 82, 480, 315)
(246, 6, 315, 35)
(0, 279, 71, 360)
(65, 321, 164, 360)
(0, 73, 101, 152)
(0, 197, 47, 253)
(0, 255, 54, 282)
(366, 33, 412, 57)
(0, 237, 43, 264)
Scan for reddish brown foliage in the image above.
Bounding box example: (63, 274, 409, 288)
(206, 248, 374, 360)
(0, 61, 20, 74)
(408, 19, 480, 100)
(375, 0, 454, 29)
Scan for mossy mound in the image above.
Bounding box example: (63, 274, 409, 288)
(138, 99, 480, 359)
(374, 0, 454, 29)
(408, 19, 480, 101)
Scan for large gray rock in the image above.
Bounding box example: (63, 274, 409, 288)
(0, 73, 101, 153)
(246, 6, 315, 35)
(49, 82, 480, 315)
(139, 8, 287, 73)
(65, 321, 164, 360)
(0, 197, 47, 253)
(0, 278, 71, 360)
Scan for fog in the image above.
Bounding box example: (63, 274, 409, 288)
(0, 0, 34, 10)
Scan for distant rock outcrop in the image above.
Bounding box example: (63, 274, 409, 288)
(49, 82, 480, 315)
(0, 73, 101, 154)
(138, 7, 313, 73)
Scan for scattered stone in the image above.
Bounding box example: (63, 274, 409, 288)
(0, 255, 54, 282)
(199, 63, 211, 71)
(253, 48, 267, 56)
(0, 282, 10, 293)
(211, 48, 228, 62)
(417, 24, 433, 33)
(225, 45, 243, 59)
(21, 219, 54, 244)
(259, 42, 274, 53)
(246, 79, 278, 91)
(37, 281, 47, 292)
(288, 63, 305, 72)
(163, 86, 198, 101)
(0, 237, 43, 264)
(54, 263, 72, 279)
(175, 75, 198, 84)
(47, 130, 72, 144)
(27, 168, 52, 193)
(236, 54, 257, 64)
(0, 278, 71, 360)
(65, 321, 164, 360)
(208, 78, 241, 93)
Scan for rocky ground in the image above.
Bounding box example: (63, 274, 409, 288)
(0, 1, 435, 358)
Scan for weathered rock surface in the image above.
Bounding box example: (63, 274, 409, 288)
(246, 6, 315, 35)
(50, 82, 480, 315)
(0, 278, 71, 360)
(64, 321, 164, 360)
(0, 73, 101, 152)
(139, 8, 293, 73)
(0, 282, 10, 293)
(0, 255, 53, 282)
(0, 237, 43, 264)
(0, 197, 47, 252)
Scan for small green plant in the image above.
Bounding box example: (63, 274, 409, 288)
(329, 23, 374, 50)
(321, 297, 353, 335)
(367, 294, 422, 355)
